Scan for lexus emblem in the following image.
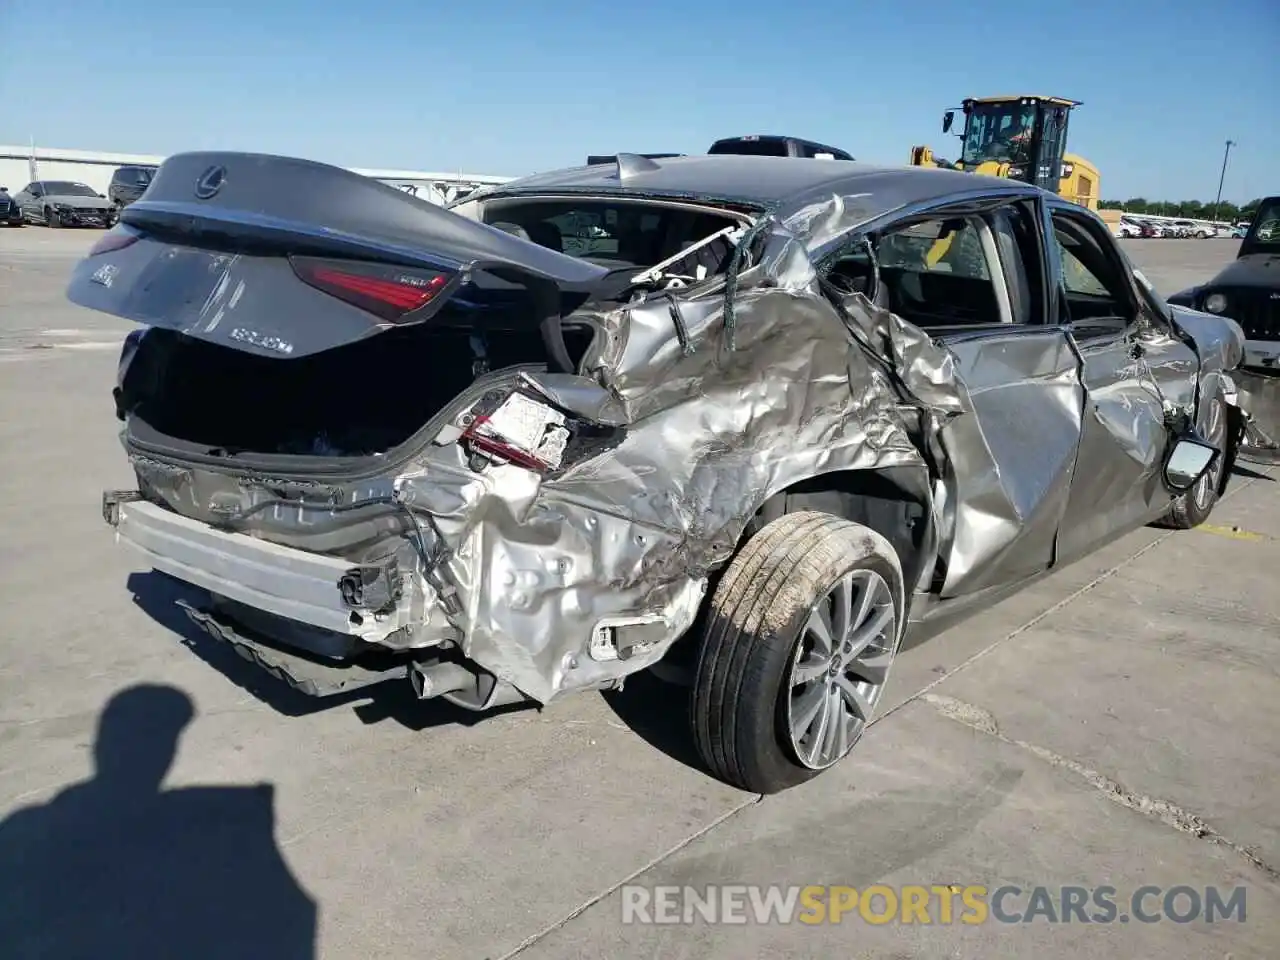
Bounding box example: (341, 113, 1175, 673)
(194, 164, 227, 199)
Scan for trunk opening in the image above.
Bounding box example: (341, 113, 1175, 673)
(118, 297, 602, 462)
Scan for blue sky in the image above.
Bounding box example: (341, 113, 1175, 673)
(2, 0, 1275, 202)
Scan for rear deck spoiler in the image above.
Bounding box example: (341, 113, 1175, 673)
(114, 151, 608, 288)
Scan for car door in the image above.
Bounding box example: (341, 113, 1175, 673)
(1046, 202, 1199, 563)
(16, 183, 40, 218)
(861, 198, 1087, 598)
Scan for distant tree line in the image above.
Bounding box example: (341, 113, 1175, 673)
(1101, 198, 1265, 222)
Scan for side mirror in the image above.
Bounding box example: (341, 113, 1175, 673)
(942, 111, 955, 134)
(1163, 431, 1220, 491)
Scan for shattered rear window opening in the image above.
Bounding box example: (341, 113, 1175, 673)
(478, 198, 743, 268)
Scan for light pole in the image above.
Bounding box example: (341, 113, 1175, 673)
(1213, 139, 1236, 222)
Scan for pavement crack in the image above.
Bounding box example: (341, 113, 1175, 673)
(920, 693, 1280, 881)
(491, 795, 763, 959)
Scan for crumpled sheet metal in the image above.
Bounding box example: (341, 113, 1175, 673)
(391, 194, 1225, 703)
(1234, 368, 1280, 464)
(395, 224, 943, 703)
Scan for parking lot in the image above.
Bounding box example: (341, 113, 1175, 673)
(1, 229, 1277, 958)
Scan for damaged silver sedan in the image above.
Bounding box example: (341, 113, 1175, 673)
(71, 151, 1250, 793)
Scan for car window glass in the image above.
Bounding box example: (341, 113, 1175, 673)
(871, 215, 1008, 329)
(1051, 211, 1137, 328)
(878, 218, 990, 279)
(1056, 240, 1108, 297)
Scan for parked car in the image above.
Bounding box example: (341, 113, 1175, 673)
(12, 180, 115, 227)
(73, 152, 1249, 794)
(0, 186, 24, 226)
(108, 165, 157, 210)
(1119, 216, 1154, 238)
(1172, 219, 1209, 239)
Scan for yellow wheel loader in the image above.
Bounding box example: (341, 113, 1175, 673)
(909, 95, 1100, 212)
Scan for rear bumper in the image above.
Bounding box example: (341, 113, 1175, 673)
(105, 492, 413, 644)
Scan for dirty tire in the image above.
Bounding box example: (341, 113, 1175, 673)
(690, 511, 904, 795)
(1155, 392, 1229, 530)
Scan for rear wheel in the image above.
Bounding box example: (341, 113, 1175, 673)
(1156, 392, 1229, 530)
(690, 511, 905, 794)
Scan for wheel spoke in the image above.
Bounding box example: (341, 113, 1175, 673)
(818, 687, 843, 763)
(847, 648, 895, 687)
(803, 692, 836, 766)
(836, 674, 875, 721)
(805, 606, 835, 658)
(847, 603, 894, 662)
(850, 573, 875, 640)
(834, 698, 851, 759)
(792, 656, 830, 685)
(832, 574, 855, 643)
(791, 684, 826, 744)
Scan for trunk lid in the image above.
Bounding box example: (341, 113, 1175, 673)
(66, 151, 608, 359)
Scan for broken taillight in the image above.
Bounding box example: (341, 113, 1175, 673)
(457, 382, 627, 476)
(461, 390, 574, 472)
(289, 255, 455, 323)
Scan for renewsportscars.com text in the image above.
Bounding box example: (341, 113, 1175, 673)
(620, 884, 1248, 926)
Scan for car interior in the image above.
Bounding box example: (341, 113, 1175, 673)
(480, 198, 744, 274)
(824, 207, 1041, 329)
(822, 201, 1139, 335)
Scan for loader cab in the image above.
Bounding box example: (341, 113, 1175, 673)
(948, 95, 1080, 193)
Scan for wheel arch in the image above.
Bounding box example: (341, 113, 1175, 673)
(754, 466, 938, 600)
(662, 464, 938, 680)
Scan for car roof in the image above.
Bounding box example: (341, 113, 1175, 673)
(480, 154, 1032, 222)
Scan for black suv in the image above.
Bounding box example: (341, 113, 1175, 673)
(108, 165, 157, 210)
(0, 186, 23, 226)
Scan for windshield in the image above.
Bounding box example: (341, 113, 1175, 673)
(40, 181, 99, 198)
(118, 167, 154, 185)
(961, 103, 1036, 166)
(1247, 198, 1280, 247)
(479, 197, 740, 267)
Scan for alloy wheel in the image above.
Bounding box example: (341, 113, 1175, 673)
(785, 569, 898, 770)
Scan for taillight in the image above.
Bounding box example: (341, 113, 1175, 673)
(459, 383, 625, 475)
(289, 256, 455, 322)
(88, 224, 142, 256)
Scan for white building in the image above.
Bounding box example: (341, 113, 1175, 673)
(0, 144, 513, 206)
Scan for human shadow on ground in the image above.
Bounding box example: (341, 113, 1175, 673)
(0, 684, 318, 960)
